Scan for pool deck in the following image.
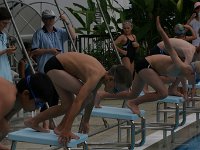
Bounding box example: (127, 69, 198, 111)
(2, 97, 200, 150)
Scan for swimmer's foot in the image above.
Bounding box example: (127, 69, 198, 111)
(24, 118, 50, 133)
(168, 90, 183, 97)
(54, 127, 61, 135)
(127, 100, 140, 115)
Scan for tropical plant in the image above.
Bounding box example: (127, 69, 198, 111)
(65, 0, 126, 35)
(125, 0, 196, 53)
(65, 0, 96, 34)
(66, 0, 197, 65)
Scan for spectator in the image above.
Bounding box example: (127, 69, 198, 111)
(31, 9, 76, 73)
(174, 23, 197, 42)
(18, 42, 36, 78)
(0, 7, 16, 82)
(114, 20, 139, 75)
(187, 2, 200, 58)
(31, 9, 76, 130)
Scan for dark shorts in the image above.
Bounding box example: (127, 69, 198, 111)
(135, 58, 151, 73)
(149, 45, 167, 55)
(44, 56, 64, 73)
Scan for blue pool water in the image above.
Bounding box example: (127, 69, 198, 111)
(175, 134, 200, 150)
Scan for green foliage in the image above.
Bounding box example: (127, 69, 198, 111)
(65, 1, 96, 34)
(65, 0, 123, 35)
(83, 46, 119, 70)
(177, 0, 183, 12)
(125, 0, 195, 53)
(66, 0, 196, 66)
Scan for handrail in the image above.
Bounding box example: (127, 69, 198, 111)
(54, 0, 77, 52)
(96, 0, 122, 64)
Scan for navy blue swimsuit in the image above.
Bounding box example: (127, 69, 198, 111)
(121, 36, 137, 63)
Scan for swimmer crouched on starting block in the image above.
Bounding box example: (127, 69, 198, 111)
(24, 52, 132, 144)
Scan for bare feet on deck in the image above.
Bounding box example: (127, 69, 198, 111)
(127, 100, 140, 115)
(0, 143, 10, 150)
(24, 118, 50, 133)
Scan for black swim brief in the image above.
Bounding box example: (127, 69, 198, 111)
(149, 45, 167, 55)
(135, 58, 151, 73)
(44, 56, 64, 73)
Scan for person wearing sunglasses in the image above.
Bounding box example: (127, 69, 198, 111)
(0, 73, 57, 150)
(24, 52, 132, 144)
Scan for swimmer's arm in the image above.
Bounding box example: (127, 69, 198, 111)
(82, 101, 94, 123)
(156, 16, 184, 67)
(184, 24, 197, 41)
(80, 92, 97, 133)
(31, 48, 59, 57)
(156, 16, 173, 54)
(63, 78, 99, 132)
(5, 100, 22, 121)
(82, 90, 97, 124)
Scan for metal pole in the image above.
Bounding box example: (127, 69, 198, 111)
(96, 0, 122, 64)
(54, 0, 77, 52)
(3, 0, 35, 74)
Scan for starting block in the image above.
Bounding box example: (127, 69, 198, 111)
(157, 95, 186, 126)
(8, 128, 88, 150)
(88, 106, 146, 150)
(187, 82, 200, 127)
(147, 95, 186, 146)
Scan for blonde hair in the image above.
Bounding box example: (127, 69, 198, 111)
(122, 20, 133, 28)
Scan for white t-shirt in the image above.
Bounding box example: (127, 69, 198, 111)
(189, 19, 200, 46)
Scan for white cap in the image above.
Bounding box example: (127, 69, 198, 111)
(42, 9, 56, 18)
(194, 2, 200, 9)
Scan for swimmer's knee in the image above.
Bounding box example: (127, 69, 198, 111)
(157, 89, 168, 99)
(1, 119, 9, 134)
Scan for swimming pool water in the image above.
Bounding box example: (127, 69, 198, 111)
(175, 133, 200, 150)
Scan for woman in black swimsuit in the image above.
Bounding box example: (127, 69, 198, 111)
(114, 20, 139, 75)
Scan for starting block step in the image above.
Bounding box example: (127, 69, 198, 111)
(188, 82, 200, 89)
(158, 96, 184, 104)
(91, 106, 145, 120)
(8, 128, 88, 150)
(89, 106, 146, 149)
